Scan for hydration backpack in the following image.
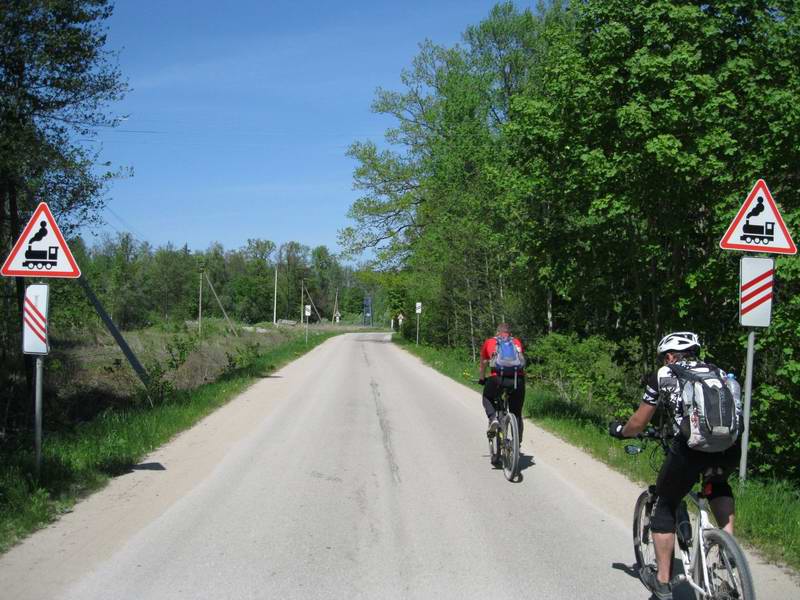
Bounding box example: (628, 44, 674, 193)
(668, 363, 741, 453)
(491, 336, 525, 376)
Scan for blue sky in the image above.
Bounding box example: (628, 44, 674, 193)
(88, 0, 516, 255)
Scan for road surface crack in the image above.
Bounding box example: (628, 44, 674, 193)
(370, 379, 401, 484)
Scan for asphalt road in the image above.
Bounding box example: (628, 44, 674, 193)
(1, 333, 797, 599)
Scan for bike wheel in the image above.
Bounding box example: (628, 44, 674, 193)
(700, 528, 755, 600)
(632, 488, 656, 570)
(501, 412, 520, 481)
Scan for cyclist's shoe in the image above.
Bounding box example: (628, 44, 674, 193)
(486, 418, 500, 437)
(640, 565, 672, 600)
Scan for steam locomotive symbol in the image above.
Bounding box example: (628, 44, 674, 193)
(21, 219, 59, 269)
(740, 220, 775, 245)
(22, 246, 59, 270)
(738, 195, 774, 245)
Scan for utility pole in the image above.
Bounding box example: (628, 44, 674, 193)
(198, 268, 203, 336)
(300, 279, 304, 323)
(272, 250, 278, 325)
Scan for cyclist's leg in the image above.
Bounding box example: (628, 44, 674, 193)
(652, 438, 702, 584)
(482, 376, 500, 420)
(506, 377, 525, 443)
(705, 440, 742, 535)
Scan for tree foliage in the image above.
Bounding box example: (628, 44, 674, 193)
(343, 1, 800, 480)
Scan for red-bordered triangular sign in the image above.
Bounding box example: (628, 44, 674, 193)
(1, 202, 82, 278)
(720, 180, 796, 254)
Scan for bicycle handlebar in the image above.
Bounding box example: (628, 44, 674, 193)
(636, 427, 663, 440)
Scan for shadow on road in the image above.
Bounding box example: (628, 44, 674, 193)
(611, 559, 696, 600)
(518, 453, 535, 473)
(612, 561, 639, 580)
(131, 462, 166, 471)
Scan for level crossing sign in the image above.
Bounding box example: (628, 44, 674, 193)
(740, 257, 774, 327)
(1, 202, 81, 278)
(719, 180, 796, 254)
(23, 284, 50, 355)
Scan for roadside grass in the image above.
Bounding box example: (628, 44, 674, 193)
(0, 328, 339, 554)
(394, 337, 800, 572)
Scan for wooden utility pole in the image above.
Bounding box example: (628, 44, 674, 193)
(198, 269, 203, 336)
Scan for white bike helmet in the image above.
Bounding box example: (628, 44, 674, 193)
(657, 331, 700, 355)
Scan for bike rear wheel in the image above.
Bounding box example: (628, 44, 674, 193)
(633, 488, 656, 570)
(700, 528, 755, 600)
(501, 412, 520, 481)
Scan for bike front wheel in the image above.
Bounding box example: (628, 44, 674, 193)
(699, 528, 755, 600)
(632, 487, 656, 570)
(501, 412, 520, 481)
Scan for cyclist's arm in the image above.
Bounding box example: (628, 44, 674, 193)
(478, 358, 489, 380)
(478, 339, 491, 380)
(621, 401, 657, 437)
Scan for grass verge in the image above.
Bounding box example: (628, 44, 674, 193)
(394, 337, 800, 572)
(0, 329, 339, 554)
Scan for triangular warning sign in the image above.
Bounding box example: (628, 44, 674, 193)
(1, 202, 82, 278)
(720, 179, 796, 255)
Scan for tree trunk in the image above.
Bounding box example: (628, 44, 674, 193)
(8, 179, 34, 400)
(485, 254, 496, 326)
(498, 273, 505, 324)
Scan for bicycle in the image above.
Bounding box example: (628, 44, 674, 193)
(486, 383, 520, 482)
(624, 427, 755, 600)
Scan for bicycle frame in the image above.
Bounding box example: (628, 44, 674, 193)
(675, 491, 713, 597)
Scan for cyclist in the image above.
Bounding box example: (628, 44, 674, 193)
(609, 332, 742, 600)
(478, 323, 525, 443)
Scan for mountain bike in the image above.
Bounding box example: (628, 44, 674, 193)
(625, 428, 755, 600)
(486, 383, 520, 482)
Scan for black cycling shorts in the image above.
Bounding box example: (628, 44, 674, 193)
(649, 436, 741, 534)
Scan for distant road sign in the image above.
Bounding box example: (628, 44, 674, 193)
(720, 180, 796, 254)
(23, 284, 49, 355)
(1, 202, 81, 277)
(740, 257, 774, 327)
(304, 305, 311, 317)
(415, 302, 422, 314)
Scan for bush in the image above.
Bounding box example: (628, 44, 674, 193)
(525, 333, 638, 421)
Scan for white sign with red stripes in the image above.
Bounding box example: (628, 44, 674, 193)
(740, 257, 774, 328)
(23, 284, 50, 355)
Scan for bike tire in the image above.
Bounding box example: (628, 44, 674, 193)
(700, 528, 756, 600)
(501, 412, 520, 481)
(633, 488, 656, 570)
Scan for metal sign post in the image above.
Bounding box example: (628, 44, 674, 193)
(739, 330, 756, 481)
(304, 304, 311, 344)
(415, 302, 422, 345)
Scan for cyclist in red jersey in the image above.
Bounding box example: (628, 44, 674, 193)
(478, 323, 526, 443)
